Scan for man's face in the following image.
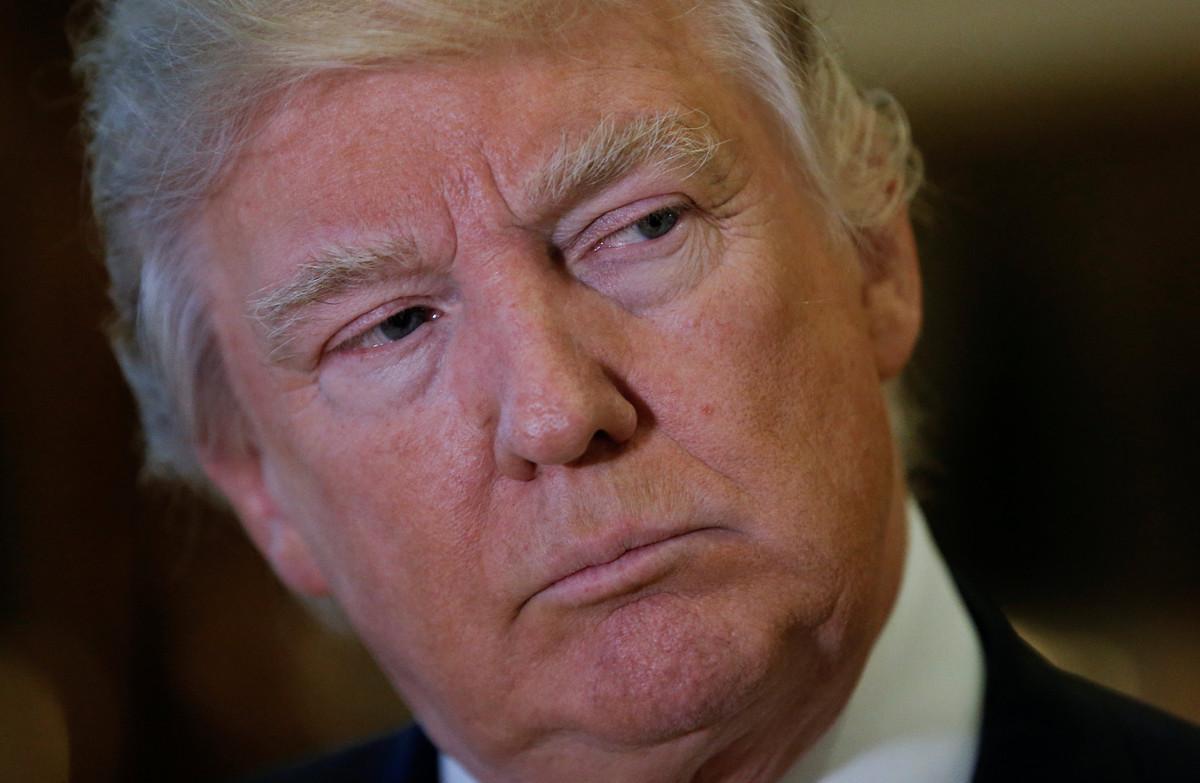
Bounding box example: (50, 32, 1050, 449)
(199, 7, 916, 779)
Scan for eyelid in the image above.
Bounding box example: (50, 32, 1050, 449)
(594, 203, 691, 253)
(569, 195, 694, 256)
(324, 299, 440, 357)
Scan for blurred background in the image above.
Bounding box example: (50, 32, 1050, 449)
(2, 1, 1197, 780)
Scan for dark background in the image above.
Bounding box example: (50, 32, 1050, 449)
(2, 2, 1198, 781)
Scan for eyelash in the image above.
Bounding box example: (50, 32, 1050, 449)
(584, 199, 693, 254)
(328, 303, 442, 356)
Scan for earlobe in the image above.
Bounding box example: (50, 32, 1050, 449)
(858, 208, 922, 380)
(200, 444, 331, 597)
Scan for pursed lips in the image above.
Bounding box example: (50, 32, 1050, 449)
(522, 524, 726, 611)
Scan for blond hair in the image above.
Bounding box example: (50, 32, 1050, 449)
(75, 0, 922, 491)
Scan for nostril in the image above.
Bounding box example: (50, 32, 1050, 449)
(573, 428, 629, 467)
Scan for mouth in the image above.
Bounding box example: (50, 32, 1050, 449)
(528, 527, 724, 609)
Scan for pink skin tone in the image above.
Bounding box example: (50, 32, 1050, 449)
(198, 9, 921, 783)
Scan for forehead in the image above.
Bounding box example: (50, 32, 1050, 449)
(221, 8, 741, 222)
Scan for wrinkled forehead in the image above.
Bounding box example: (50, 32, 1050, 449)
(229, 4, 744, 204)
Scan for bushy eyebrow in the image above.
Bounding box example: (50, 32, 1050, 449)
(247, 110, 729, 364)
(248, 235, 420, 363)
(528, 108, 728, 207)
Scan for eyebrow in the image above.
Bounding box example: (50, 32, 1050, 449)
(528, 108, 729, 207)
(249, 234, 420, 362)
(248, 110, 729, 363)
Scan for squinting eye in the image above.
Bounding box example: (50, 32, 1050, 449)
(597, 205, 685, 250)
(338, 305, 441, 353)
(379, 307, 437, 342)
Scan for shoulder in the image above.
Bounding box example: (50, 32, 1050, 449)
(959, 578, 1200, 782)
(241, 723, 439, 783)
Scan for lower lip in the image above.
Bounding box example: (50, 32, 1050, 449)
(537, 529, 719, 607)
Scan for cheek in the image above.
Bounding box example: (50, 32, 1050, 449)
(647, 248, 869, 461)
(268, 394, 493, 598)
(270, 410, 513, 704)
(640, 236, 895, 544)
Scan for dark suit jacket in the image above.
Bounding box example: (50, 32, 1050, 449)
(250, 589, 1200, 782)
(957, 577, 1200, 781)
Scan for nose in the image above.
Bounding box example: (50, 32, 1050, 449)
(485, 278, 638, 481)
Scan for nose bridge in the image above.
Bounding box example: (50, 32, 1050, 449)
(505, 273, 588, 388)
(472, 256, 637, 478)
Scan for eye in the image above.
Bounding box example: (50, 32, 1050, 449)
(335, 305, 441, 353)
(379, 307, 436, 341)
(596, 205, 685, 250)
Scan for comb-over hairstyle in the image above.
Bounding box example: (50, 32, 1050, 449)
(75, 0, 922, 493)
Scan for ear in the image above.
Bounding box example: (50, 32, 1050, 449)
(200, 444, 331, 597)
(857, 207, 922, 380)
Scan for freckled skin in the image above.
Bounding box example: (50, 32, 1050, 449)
(198, 7, 921, 783)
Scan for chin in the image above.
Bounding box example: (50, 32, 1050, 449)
(565, 591, 785, 748)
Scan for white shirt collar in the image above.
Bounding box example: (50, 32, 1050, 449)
(440, 501, 984, 783)
(781, 500, 984, 783)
